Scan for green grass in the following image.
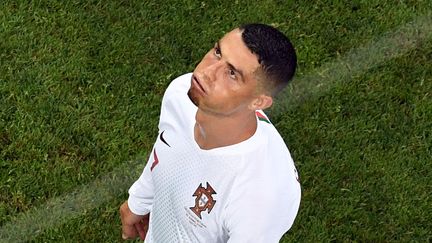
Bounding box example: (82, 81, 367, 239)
(1, 0, 431, 242)
(277, 42, 432, 241)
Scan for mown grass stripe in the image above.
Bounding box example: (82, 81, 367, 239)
(0, 158, 145, 243)
(1, 12, 431, 243)
(272, 12, 432, 116)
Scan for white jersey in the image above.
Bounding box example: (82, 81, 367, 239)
(128, 73, 301, 243)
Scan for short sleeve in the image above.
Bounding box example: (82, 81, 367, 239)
(127, 148, 156, 215)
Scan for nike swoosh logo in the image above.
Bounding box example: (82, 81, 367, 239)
(159, 131, 171, 147)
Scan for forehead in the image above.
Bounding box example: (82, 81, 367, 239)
(219, 29, 260, 76)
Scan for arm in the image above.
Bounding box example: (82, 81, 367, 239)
(120, 148, 156, 240)
(120, 201, 149, 240)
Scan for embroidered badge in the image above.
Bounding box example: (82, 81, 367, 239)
(190, 182, 217, 219)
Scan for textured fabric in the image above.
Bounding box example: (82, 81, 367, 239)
(128, 73, 301, 243)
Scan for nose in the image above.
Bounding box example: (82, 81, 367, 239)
(202, 60, 222, 83)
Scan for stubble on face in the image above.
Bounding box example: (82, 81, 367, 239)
(187, 88, 199, 106)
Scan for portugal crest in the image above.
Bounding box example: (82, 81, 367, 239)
(190, 182, 217, 219)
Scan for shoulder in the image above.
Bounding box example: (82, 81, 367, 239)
(260, 113, 300, 193)
(255, 111, 296, 173)
(162, 73, 193, 100)
(223, 115, 301, 239)
(158, 73, 196, 134)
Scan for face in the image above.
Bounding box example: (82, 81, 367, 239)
(188, 29, 270, 117)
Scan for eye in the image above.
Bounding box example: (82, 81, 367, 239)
(214, 46, 221, 58)
(228, 69, 236, 79)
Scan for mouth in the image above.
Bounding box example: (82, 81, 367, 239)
(192, 75, 206, 94)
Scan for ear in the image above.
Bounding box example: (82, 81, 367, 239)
(249, 94, 273, 110)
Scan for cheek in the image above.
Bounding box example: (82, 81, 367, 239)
(211, 86, 243, 105)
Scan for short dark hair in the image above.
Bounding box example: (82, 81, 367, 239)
(239, 23, 297, 96)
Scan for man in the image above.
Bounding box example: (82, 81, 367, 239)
(120, 23, 301, 242)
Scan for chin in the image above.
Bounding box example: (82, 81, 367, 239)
(187, 89, 200, 107)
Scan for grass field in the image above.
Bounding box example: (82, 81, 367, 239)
(1, 0, 431, 242)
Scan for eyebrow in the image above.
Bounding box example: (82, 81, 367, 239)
(216, 40, 245, 81)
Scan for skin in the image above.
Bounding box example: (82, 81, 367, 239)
(120, 28, 273, 240)
(189, 28, 273, 149)
(119, 201, 149, 240)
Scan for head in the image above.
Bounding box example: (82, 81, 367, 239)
(239, 23, 297, 96)
(188, 23, 296, 117)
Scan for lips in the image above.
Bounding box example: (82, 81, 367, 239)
(192, 75, 206, 94)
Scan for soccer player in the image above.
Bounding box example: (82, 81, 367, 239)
(120, 23, 301, 242)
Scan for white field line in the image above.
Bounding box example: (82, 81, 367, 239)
(0, 158, 146, 242)
(272, 12, 432, 116)
(1, 12, 431, 243)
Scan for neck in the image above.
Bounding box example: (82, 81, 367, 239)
(194, 109, 257, 150)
